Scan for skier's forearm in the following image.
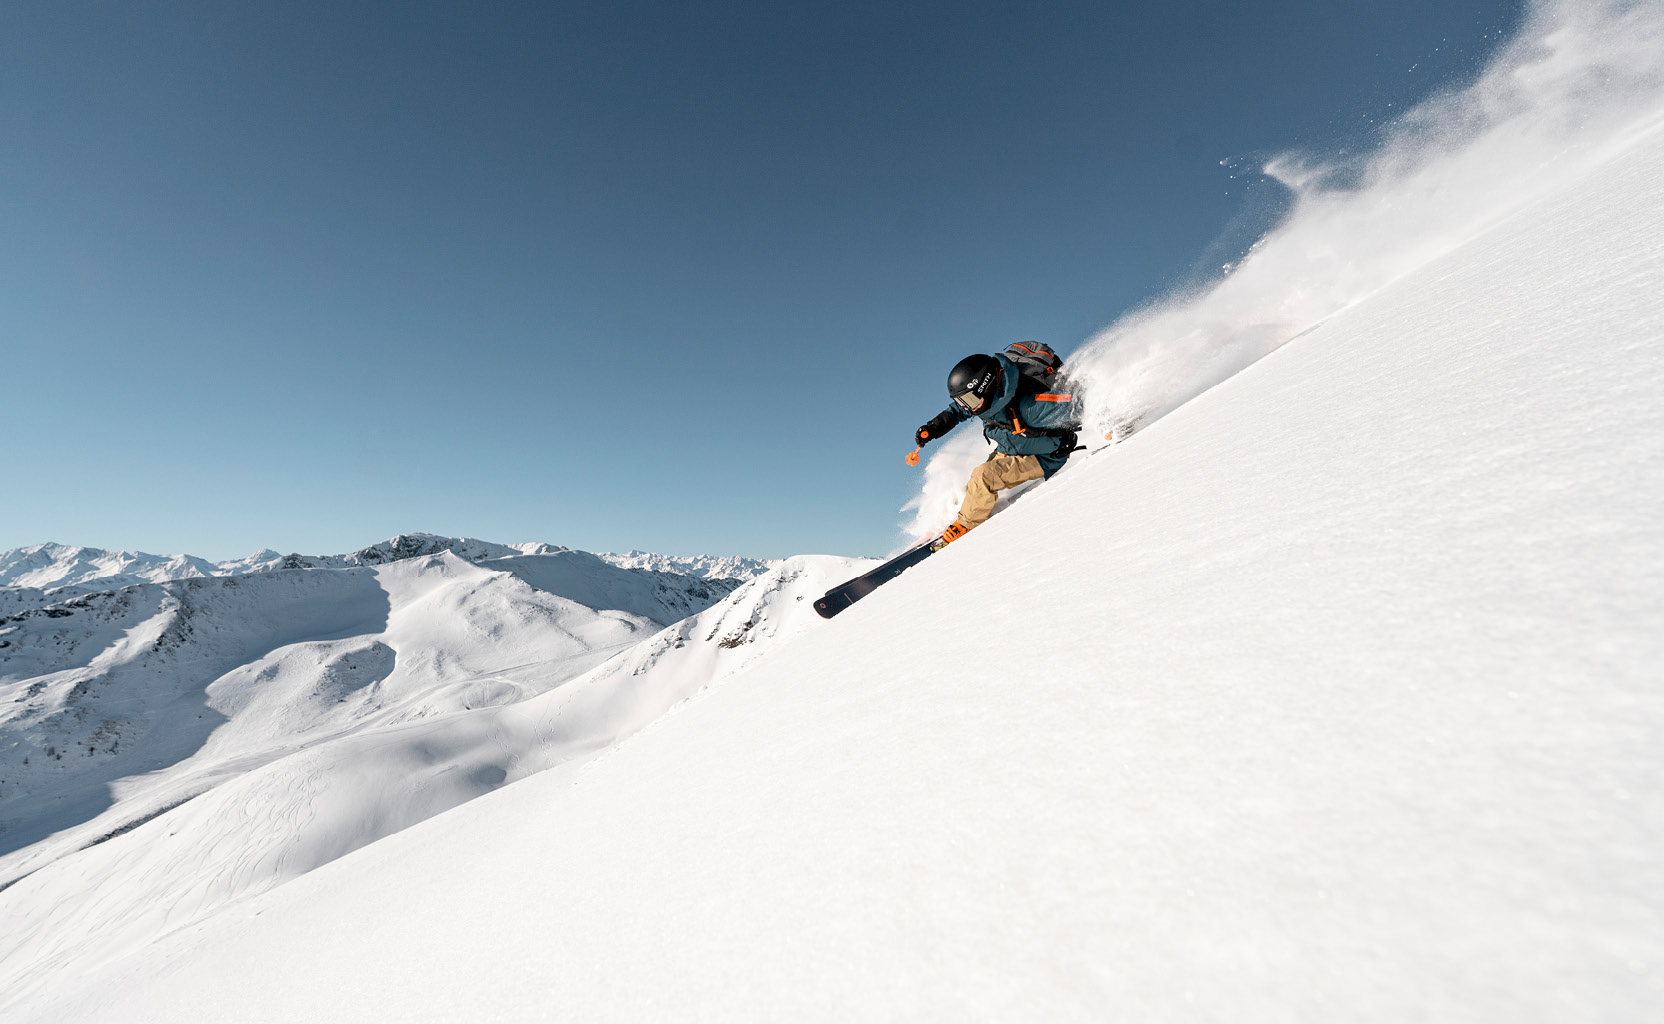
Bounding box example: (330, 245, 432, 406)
(916, 408, 963, 445)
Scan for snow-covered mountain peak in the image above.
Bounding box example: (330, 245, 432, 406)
(0, 543, 219, 591)
(0, 535, 775, 620)
(595, 549, 781, 579)
(222, 533, 553, 573)
(345, 533, 527, 566)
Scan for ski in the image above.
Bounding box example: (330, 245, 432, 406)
(813, 542, 938, 619)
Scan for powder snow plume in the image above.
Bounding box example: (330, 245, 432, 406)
(903, 0, 1664, 541)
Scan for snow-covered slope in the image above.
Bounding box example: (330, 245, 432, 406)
(0, 552, 865, 1008)
(0, 537, 747, 900)
(0, 547, 745, 849)
(0, 552, 661, 874)
(0, 543, 766, 1003)
(17, 71, 1663, 1023)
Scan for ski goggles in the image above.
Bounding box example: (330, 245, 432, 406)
(951, 388, 988, 413)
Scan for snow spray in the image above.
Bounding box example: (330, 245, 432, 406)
(902, 0, 1664, 543)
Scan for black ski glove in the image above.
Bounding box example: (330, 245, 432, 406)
(916, 409, 960, 446)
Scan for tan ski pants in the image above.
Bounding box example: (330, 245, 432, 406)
(954, 454, 1045, 530)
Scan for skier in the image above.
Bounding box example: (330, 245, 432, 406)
(912, 342, 1083, 548)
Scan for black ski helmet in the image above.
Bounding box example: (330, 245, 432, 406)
(947, 353, 1002, 414)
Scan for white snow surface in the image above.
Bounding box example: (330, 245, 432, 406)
(12, 44, 1664, 1021)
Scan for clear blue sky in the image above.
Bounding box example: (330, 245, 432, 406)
(2, 0, 1521, 560)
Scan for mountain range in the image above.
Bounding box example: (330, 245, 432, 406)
(0, 534, 777, 598)
(1, 535, 862, 1009)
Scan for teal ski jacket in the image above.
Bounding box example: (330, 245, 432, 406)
(934, 353, 1083, 476)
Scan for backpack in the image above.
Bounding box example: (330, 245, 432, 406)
(987, 341, 1082, 455)
(1003, 341, 1065, 391)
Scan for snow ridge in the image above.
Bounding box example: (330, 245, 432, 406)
(0, 533, 765, 615)
(595, 549, 780, 579)
(0, 543, 221, 592)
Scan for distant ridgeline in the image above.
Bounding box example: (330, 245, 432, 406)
(593, 549, 782, 580)
(0, 534, 776, 614)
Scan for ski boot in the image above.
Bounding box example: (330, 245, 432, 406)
(931, 522, 969, 551)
